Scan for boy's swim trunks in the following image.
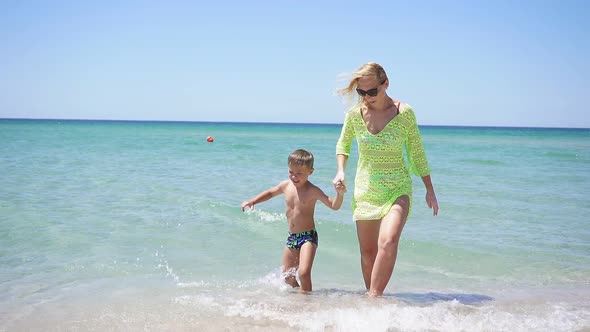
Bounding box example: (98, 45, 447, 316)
(285, 229, 318, 250)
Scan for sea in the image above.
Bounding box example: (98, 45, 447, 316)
(1, 119, 589, 332)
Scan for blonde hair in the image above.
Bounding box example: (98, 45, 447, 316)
(288, 149, 314, 169)
(337, 62, 388, 108)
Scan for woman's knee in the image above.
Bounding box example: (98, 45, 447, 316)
(359, 244, 378, 260)
(378, 236, 400, 254)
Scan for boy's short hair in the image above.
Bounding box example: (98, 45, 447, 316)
(288, 149, 314, 169)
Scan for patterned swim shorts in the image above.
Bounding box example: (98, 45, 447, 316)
(285, 229, 318, 250)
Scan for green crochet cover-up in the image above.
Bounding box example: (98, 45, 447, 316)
(336, 104, 430, 221)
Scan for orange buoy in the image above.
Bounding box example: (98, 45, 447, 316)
(206, 136, 214, 143)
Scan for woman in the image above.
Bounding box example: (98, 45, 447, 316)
(333, 62, 439, 296)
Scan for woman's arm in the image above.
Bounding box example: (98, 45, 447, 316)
(332, 154, 348, 186)
(404, 108, 430, 177)
(334, 111, 354, 187)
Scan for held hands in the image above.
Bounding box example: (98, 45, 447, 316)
(332, 172, 346, 193)
(334, 181, 347, 194)
(426, 190, 439, 216)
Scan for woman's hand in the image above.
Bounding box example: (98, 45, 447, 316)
(332, 172, 346, 192)
(425, 190, 439, 216)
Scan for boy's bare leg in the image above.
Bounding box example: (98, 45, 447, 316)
(282, 247, 300, 288)
(297, 242, 317, 292)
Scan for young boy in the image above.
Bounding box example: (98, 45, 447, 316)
(241, 149, 346, 292)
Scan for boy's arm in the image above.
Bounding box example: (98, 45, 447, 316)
(316, 186, 345, 210)
(241, 180, 287, 211)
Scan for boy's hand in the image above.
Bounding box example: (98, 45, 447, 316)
(241, 201, 254, 212)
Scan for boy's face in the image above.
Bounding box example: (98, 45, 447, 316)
(288, 163, 313, 187)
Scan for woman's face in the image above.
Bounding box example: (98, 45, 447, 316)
(356, 77, 387, 105)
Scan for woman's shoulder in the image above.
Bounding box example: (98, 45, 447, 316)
(396, 102, 419, 128)
(398, 102, 417, 119)
(346, 105, 362, 115)
(398, 102, 414, 115)
(344, 105, 363, 120)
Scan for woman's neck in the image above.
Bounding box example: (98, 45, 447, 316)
(367, 96, 396, 112)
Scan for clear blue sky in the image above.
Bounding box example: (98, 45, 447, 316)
(1, 1, 588, 127)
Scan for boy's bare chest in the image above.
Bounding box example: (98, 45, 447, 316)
(284, 188, 315, 208)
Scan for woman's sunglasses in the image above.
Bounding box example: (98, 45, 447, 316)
(356, 79, 386, 97)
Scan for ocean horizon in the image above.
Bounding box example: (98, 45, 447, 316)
(1, 118, 589, 331)
(2, 117, 589, 130)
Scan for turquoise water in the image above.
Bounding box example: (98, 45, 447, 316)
(1, 119, 589, 331)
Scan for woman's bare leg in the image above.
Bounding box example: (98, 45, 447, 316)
(282, 247, 300, 288)
(355, 220, 381, 290)
(369, 195, 410, 296)
(297, 242, 317, 292)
